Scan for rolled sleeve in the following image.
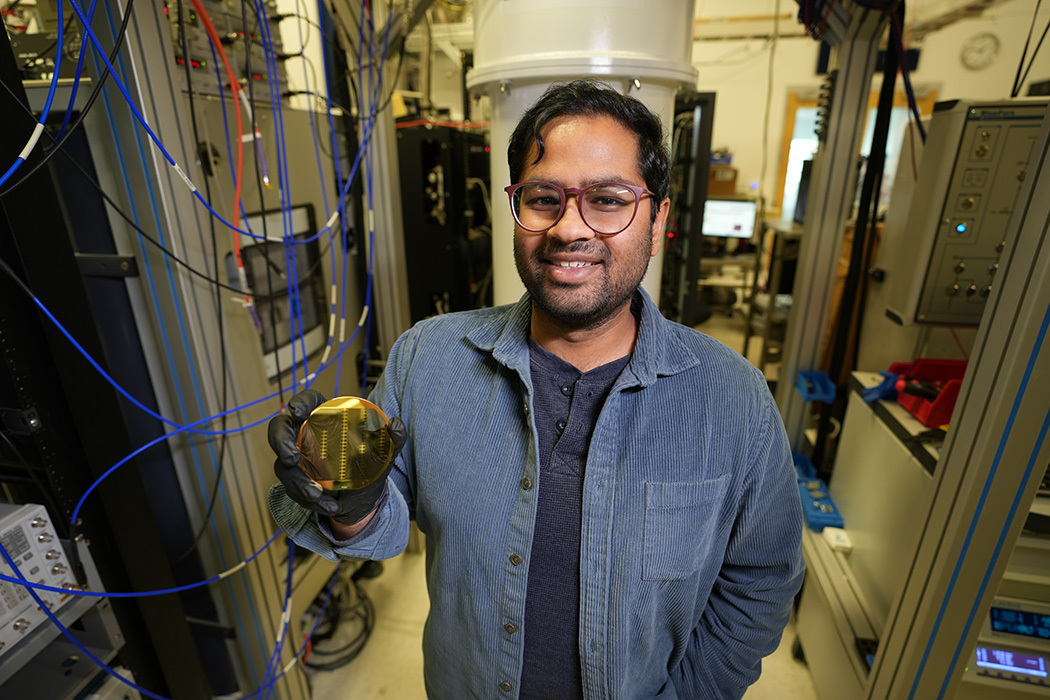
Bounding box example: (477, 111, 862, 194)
(268, 481, 411, 562)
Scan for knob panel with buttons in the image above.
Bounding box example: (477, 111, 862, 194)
(0, 504, 78, 658)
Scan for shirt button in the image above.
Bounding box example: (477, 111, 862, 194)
(500, 681, 513, 692)
(556, 419, 567, 432)
(560, 384, 573, 396)
(523, 403, 530, 416)
(504, 622, 517, 634)
(520, 477, 532, 490)
(509, 553, 523, 566)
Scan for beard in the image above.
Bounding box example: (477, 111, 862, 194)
(514, 224, 653, 332)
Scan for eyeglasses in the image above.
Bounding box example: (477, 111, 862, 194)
(504, 181, 655, 236)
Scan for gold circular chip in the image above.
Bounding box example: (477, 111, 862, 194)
(296, 397, 395, 491)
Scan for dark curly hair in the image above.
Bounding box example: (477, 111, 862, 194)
(507, 80, 670, 222)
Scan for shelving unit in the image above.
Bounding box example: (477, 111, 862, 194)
(744, 219, 803, 371)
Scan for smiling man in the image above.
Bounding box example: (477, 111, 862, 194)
(268, 80, 805, 700)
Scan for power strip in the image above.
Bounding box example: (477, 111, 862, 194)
(0, 504, 77, 657)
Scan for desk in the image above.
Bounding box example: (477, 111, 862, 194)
(696, 253, 756, 314)
(744, 219, 803, 371)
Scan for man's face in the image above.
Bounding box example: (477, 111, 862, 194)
(512, 115, 668, 331)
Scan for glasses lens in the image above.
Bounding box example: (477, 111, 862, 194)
(581, 184, 638, 234)
(512, 182, 563, 231)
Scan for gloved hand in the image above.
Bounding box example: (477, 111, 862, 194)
(268, 389, 407, 525)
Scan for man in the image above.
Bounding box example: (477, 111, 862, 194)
(269, 80, 804, 700)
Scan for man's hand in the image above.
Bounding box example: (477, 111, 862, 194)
(268, 390, 407, 527)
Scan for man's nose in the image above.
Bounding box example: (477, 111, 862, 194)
(547, 195, 596, 243)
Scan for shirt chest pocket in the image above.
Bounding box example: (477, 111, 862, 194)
(642, 476, 730, 581)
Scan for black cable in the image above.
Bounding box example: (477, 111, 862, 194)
(1013, 0, 1042, 97)
(0, 430, 69, 538)
(1017, 15, 1050, 95)
(0, 78, 251, 297)
(282, 89, 354, 117)
(171, 0, 230, 567)
(242, 0, 285, 402)
(304, 575, 375, 670)
(0, 0, 134, 197)
(0, 7, 355, 301)
(374, 41, 405, 114)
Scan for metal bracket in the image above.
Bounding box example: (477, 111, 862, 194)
(75, 254, 138, 278)
(0, 406, 42, 435)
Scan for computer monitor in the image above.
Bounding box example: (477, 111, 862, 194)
(702, 198, 758, 239)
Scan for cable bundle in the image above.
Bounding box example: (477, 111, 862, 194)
(0, 0, 408, 695)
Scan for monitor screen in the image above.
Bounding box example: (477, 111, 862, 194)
(703, 199, 757, 239)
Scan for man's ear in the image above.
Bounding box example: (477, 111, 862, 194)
(650, 198, 670, 257)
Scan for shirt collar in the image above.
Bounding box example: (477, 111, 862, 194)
(464, 288, 703, 387)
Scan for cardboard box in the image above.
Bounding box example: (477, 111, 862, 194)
(708, 165, 738, 195)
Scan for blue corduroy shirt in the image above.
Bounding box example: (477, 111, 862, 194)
(270, 288, 805, 700)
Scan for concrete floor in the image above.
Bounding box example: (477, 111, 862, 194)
(304, 304, 812, 699)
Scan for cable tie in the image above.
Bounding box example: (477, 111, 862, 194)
(172, 163, 198, 193)
(240, 132, 256, 143)
(218, 560, 248, 579)
(325, 209, 340, 230)
(18, 123, 45, 160)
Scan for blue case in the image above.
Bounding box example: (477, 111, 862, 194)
(797, 477, 844, 531)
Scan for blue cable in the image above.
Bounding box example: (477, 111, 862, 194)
(0, 530, 281, 597)
(55, 0, 98, 139)
(62, 0, 284, 241)
(249, 0, 307, 388)
(0, 0, 62, 188)
(0, 8, 393, 525)
(99, 0, 233, 574)
(0, 534, 311, 700)
(317, 0, 349, 393)
(141, 7, 269, 671)
(359, 4, 392, 396)
(260, 539, 296, 700)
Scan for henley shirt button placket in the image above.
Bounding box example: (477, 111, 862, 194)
(560, 384, 573, 397)
(500, 681, 513, 693)
(509, 553, 523, 566)
(556, 419, 567, 432)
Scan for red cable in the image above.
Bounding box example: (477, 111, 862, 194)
(190, 0, 251, 305)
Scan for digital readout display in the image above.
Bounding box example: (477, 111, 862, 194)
(0, 527, 29, 559)
(976, 646, 1048, 677)
(991, 607, 1050, 640)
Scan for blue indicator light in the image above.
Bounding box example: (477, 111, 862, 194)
(956, 223, 968, 234)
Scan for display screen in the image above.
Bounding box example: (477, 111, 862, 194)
(702, 199, 757, 239)
(975, 646, 1048, 677)
(991, 607, 1050, 640)
(0, 527, 29, 559)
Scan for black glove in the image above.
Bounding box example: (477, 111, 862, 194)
(268, 389, 407, 525)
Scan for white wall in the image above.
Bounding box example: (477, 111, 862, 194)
(693, 36, 820, 205)
(692, 0, 1050, 207)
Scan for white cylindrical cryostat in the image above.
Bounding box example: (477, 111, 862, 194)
(467, 0, 698, 306)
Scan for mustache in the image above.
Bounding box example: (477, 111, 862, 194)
(532, 241, 609, 260)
